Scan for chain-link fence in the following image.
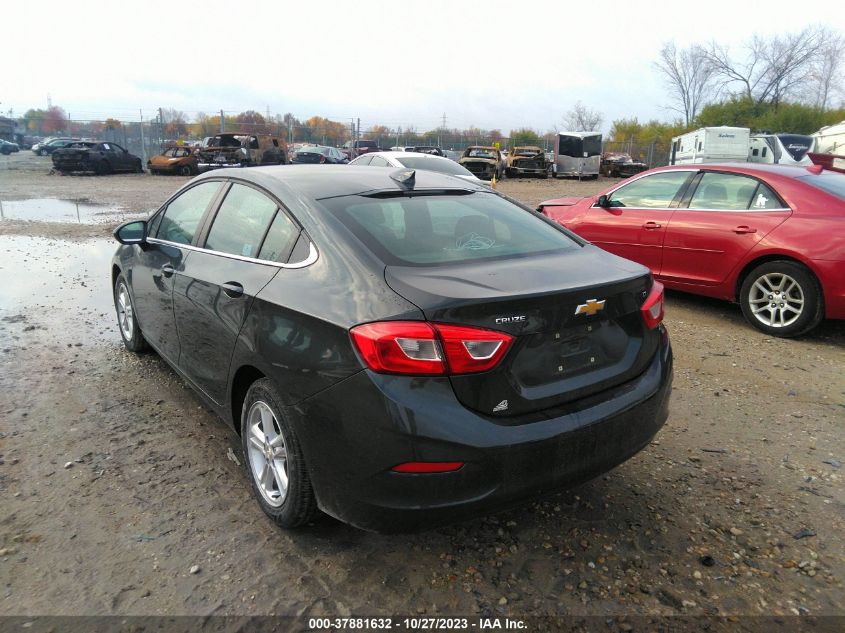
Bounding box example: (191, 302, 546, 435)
(602, 140, 672, 168)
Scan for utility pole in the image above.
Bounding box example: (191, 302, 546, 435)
(356, 118, 360, 142)
(139, 109, 147, 167)
(220, 109, 225, 133)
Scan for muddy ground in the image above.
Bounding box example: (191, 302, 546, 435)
(0, 151, 843, 618)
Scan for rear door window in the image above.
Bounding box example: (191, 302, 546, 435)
(204, 183, 278, 258)
(258, 210, 299, 262)
(323, 193, 579, 266)
(688, 172, 761, 210)
(156, 181, 222, 244)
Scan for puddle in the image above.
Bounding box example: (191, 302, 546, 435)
(0, 198, 145, 224)
(0, 235, 121, 345)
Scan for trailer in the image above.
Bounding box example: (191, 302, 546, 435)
(812, 120, 845, 154)
(552, 132, 601, 179)
(669, 126, 750, 164)
(748, 134, 812, 165)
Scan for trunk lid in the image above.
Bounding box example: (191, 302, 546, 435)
(385, 247, 657, 418)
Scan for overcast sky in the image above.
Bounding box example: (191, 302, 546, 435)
(4, 0, 844, 133)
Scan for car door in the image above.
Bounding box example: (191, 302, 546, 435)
(571, 170, 694, 274)
(661, 171, 792, 286)
(110, 143, 131, 170)
(133, 180, 224, 363)
(172, 182, 300, 404)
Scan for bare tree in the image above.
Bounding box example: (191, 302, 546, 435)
(562, 101, 603, 131)
(702, 25, 836, 107)
(654, 42, 715, 126)
(811, 31, 845, 108)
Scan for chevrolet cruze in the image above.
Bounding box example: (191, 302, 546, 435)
(111, 166, 673, 532)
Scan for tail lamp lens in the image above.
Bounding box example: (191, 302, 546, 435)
(391, 462, 464, 473)
(641, 281, 665, 329)
(349, 321, 513, 375)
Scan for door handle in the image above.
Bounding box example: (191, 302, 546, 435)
(642, 221, 662, 230)
(734, 225, 757, 234)
(221, 282, 244, 298)
(161, 264, 175, 277)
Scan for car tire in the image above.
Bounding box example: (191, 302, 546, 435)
(739, 260, 823, 337)
(134, 159, 143, 173)
(241, 378, 317, 529)
(114, 274, 148, 352)
(179, 164, 193, 176)
(40, 149, 48, 156)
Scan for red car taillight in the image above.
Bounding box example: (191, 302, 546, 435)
(641, 281, 665, 329)
(349, 321, 514, 375)
(319, 155, 326, 163)
(391, 462, 464, 473)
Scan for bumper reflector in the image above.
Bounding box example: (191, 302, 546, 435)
(391, 462, 465, 474)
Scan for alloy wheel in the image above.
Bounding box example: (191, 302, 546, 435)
(246, 401, 289, 507)
(747, 272, 804, 328)
(116, 282, 134, 339)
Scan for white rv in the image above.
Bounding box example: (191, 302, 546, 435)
(552, 132, 602, 179)
(812, 120, 845, 154)
(748, 134, 813, 165)
(669, 126, 750, 164)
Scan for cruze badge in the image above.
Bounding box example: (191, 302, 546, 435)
(495, 315, 526, 324)
(574, 299, 606, 316)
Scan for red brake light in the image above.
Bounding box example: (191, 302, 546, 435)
(349, 321, 513, 375)
(319, 155, 326, 163)
(391, 462, 464, 473)
(641, 281, 664, 329)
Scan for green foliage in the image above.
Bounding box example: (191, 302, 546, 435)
(508, 128, 541, 147)
(608, 118, 687, 146)
(695, 97, 845, 134)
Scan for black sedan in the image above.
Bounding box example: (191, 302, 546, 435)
(53, 141, 143, 174)
(290, 144, 348, 164)
(111, 166, 673, 532)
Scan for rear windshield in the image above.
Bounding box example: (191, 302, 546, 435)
(797, 173, 845, 201)
(321, 192, 580, 266)
(395, 156, 475, 177)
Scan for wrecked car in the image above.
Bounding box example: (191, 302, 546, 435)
(459, 146, 504, 180)
(148, 147, 198, 176)
(600, 152, 648, 178)
(52, 141, 143, 174)
(196, 134, 288, 171)
(505, 146, 549, 178)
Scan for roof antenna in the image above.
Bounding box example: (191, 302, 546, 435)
(390, 169, 415, 190)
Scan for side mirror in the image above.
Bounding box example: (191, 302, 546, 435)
(114, 219, 147, 245)
(597, 194, 610, 208)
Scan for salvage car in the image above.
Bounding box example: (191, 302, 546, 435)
(290, 145, 348, 164)
(33, 137, 79, 156)
(538, 163, 845, 337)
(506, 146, 549, 178)
(148, 147, 198, 176)
(196, 133, 288, 171)
(349, 151, 485, 185)
(52, 141, 143, 174)
(459, 146, 505, 180)
(110, 165, 673, 532)
(600, 152, 647, 178)
(341, 139, 380, 160)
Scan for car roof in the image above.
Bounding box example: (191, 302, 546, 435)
(363, 151, 449, 160)
(654, 162, 816, 179)
(193, 164, 488, 201)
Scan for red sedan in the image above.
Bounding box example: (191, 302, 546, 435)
(538, 164, 845, 337)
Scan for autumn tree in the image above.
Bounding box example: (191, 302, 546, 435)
(562, 102, 603, 131)
(508, 128, 542, 147)
(161, 108, 188, 137)
(654, 42, 715, 126)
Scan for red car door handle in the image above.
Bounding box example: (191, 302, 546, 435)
(642, 221, 662, 230)
(734, 226, 757, 234)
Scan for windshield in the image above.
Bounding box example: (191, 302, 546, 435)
(798, 172, 845, 201)
(322, 192, 579, 267)
(395, 156, 475, 177)
(465, 148, 496, 159)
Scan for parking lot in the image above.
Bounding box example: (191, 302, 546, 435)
(1, 151, 844, 617)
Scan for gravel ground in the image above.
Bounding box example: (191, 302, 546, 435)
(1, 152, 843, 618)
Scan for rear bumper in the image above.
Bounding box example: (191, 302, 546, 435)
(289, 331, 673, 532)
(52, 159, 94, 171)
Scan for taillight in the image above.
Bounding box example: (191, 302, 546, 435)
(641, 281, 664, 329)
(349, 321, 513, 375)
(391, 462, 464, 473)
(319, 155, 326, 163)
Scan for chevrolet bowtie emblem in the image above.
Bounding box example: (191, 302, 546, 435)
(574, 299, 606, 316)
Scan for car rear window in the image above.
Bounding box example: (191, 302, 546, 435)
(395, 156, 475, 178)
(798, 172, 845, 201)
(322, 192, 580, 266)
